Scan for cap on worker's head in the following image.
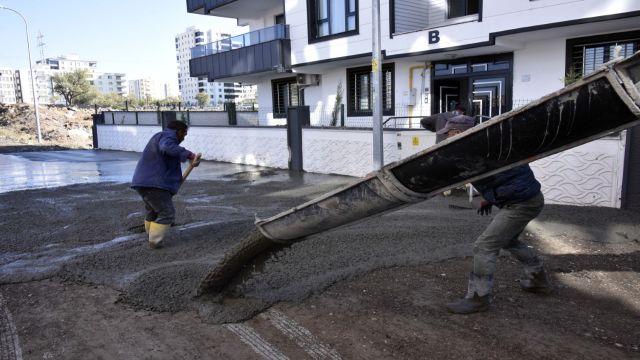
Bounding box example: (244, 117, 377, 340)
(436, 114, 476, 135)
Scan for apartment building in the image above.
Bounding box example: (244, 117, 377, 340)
(94, 73, 128, 97)
(17, 55, 129, 104)
(175, 26, 247, 106)
(0, 68, 22, 104)
(186, 0, 640, 210)
(129, 79, 154, 100)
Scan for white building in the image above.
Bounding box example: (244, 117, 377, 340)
(185, 0, 640, 210)
(93, 72, 128, 97)
(0, 68, 22, 104)
(175, 26, 246, 106)
(161, 82, 178, 99)
(18, 55, 128, 104)
(130, 79, 179, 100)
(129, 78, 154, 100)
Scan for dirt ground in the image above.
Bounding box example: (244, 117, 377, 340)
(0, 148, 639, 359)
(0, 103, 93, 150)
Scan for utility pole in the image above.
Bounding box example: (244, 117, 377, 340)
(0, 5, 42, 143)
(371, 0, 383, 170)
(37, 31, 46, 63)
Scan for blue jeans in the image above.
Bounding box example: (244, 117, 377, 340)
(473, 191, 545, 276)
(135, 187, 175, 225)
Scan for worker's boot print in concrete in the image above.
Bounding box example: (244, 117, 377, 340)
(148, 222, 171, 249)
(446, 272, 493, 314)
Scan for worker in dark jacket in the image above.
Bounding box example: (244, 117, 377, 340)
(420, 105, 467, 143)
(131, 120, 199, 249)
(439, 118, 553, 314)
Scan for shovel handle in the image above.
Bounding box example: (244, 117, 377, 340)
(182, 153, 202, 183)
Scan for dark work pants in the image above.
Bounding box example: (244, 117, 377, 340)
(135, 187, 175, 225)
(473, 191, 545, 276)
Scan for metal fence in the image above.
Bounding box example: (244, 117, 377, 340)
(96, 100, 537, 129)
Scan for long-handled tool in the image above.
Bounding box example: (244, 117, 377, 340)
(181, 152, 202, 184)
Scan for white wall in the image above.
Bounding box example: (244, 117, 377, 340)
(512, 38, 567, 102)
(244, 6, 283, 30)
(531, 134, 627, 208)
(302, 129, 401, 176)
(97, 125, 161, 152)
(183, 127, 289, 168)
(96, 125, 429, 176)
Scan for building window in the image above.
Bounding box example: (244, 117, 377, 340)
(448, 0, 479, 19)
(347, 63, 394, 116)
(271, 77, 304, 118)
(307, 0, 358, 43)
(567, 31, 640, 78)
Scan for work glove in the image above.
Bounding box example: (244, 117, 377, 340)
(477, 200, 493, 216)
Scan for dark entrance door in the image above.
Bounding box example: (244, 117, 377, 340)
(433, 79, 465, 114)
(624, 126, 640, 211)
(470, 75, 508, 123)
(431, 53, 512, 120)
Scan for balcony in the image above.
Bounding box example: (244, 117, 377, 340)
(186, 0, 282, 23)
(189, 24, 290, 81)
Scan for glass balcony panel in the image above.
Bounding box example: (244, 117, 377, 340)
(190, 24, 289, 59)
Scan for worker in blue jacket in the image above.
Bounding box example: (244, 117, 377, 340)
(438, 117, 553, 314)
(131, 120, 199, 249)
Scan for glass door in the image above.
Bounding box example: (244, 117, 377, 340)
(471, 76, 507, 123)
(434, 80, 461, 114)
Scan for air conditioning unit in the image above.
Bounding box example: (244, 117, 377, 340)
(296, 74, 320, 87)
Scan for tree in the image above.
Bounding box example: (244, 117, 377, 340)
(330, 81, 344, 126)
(196, 92, 210, 108)
(95, 92, 130, 109)
(51, 69, 94, 106)
(126, 97, 140, 109)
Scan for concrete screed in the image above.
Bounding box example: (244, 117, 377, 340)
(0, 150, 639, 359)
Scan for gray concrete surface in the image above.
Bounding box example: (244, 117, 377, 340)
(1, 149, 639, 358)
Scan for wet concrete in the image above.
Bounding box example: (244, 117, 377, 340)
(0, 150, 312, 193)
(1, 149, 639, 328)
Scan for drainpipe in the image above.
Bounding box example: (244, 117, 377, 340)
(408, 64, 426, 120)
(408, 62, 431, 123)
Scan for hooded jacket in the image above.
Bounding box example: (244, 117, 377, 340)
(472, 164, 541, 208)
(131, 129, 192, 194)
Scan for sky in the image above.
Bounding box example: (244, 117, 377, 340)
(0, 0, 247, 85)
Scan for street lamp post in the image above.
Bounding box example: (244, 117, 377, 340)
(371, 0, 383, 170)
(0, 5, 42, 143)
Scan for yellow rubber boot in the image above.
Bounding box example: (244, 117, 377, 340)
(144, 220, 151, 234)
(148, 222, 171, 249)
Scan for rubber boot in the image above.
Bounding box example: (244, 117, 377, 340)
(446, 273, 493, 314)
(148, 222, 171, 249)
(520, 267, 554, 294)
(144, 220, 151, 234)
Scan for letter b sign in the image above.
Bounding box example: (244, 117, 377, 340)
(429, 30, 440, 44)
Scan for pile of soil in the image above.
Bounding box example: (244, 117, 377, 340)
(0, 103, 93, 150)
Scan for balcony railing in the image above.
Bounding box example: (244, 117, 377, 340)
(191, 24, 288, 59)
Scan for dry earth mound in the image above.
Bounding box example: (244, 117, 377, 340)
(0, 103, 93, 151)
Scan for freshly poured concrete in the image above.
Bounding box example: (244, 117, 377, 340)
(1, 149, 639, 358)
